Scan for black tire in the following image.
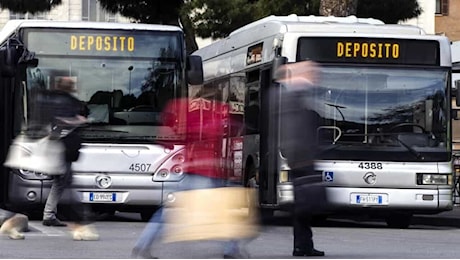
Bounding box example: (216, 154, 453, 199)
(312, 214, 329, 226)
(385, 213, 412, 228)
(245, 164, 262, 221)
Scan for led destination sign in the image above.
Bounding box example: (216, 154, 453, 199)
(297, 37, 440, 65)
(25, 28, 181, 58)
(70, 35, 135, 52)
(336, 42, 399, 59)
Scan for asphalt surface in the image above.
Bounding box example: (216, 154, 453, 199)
(412, 204, 460, 227)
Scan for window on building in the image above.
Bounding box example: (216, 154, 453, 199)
(82, 0, 117, 22)
(10, 12, 47, 20)
(436, 0, 449, 15)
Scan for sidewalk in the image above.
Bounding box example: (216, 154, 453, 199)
(412, 205, 460, 227)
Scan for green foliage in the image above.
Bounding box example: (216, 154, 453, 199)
(0, 0, 421, 52)
(357, 0, 422, 24)
(0, 0, 62, 14)
(183, 0, 320, 39)
(185, 0, 422, 38)
(98, 0, 183, 25)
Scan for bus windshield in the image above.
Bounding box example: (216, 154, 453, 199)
(306, 66, 450, 162)
(22, 28, 186, 142)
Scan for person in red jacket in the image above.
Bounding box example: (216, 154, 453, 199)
(132, 97, 248, 259)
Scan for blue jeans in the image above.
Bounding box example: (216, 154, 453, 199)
(133, 173, 239, 256)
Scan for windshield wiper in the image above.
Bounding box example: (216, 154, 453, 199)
(389, 134, 423, 160)
(367, 132, 423, 160)
(117, 136, 180, 149)
(80, 128, 129, 133)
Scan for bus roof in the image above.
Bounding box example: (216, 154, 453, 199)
(229, 14, 387, 36)
(195, 14, 428, 60)
(0, 19, 182, 44)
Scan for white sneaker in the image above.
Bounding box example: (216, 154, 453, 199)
(71, 224, 99, 241)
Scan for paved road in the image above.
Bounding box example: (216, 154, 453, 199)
(2, 208, 460, 259)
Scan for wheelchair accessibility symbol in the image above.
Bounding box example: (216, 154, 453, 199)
(323, 171, 334, 182)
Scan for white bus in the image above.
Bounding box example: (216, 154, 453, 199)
(192, 14, 455, 228)
(0, 20, 203, 220)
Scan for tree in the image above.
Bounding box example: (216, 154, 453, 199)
(0, 0, 61, 14)
(98, 0, 198, 53)
(319, 0, 357, 16)
(182, 0, 319, 39)
(186, 0, 422, 39)
(357, 0, 422, 24)
(0, 0, 423, 53)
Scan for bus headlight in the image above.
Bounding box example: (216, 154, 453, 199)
(417, 173, 449, 185)
(152, 151, 186, 182)
(279, 170, 289, 183)
(16, 169, 53, 180)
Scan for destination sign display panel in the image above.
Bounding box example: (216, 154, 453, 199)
(297, 37, 440, 65)
(24, 28, 181, 58)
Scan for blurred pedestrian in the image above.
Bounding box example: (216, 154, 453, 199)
(37, 76, 98, 240)
(131, 97, 249, 259)
(275, 61, 325, 257)
(0, 208, 28, 240)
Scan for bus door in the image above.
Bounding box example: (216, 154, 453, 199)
(225, 75, 245, 184)
(259, 67, 279, 206)
(0, 47, 22, 207)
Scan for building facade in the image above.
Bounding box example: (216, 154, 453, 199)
(435, 0, 460, 41)
(0, 0, 130, 28)
(401, 0, 435, 34)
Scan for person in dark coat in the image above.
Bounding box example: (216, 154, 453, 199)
(36, 77, 98, 240)
(275, 61, 325, 257)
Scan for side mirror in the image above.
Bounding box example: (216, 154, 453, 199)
(0, 45, 19, 77)
(186, 55, 203, 85)
(453, 109, 460, 120)
(456, 80, 460, 106)
(272, 56, 288, 80)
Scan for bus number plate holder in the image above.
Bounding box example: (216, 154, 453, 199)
(89, 192, 116, 202)
(352, 193, 387, 205)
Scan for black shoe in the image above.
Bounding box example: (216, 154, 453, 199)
(42, 218, 67, 227)
(131, 248, 158, 259)
(293, 248, 325, 257)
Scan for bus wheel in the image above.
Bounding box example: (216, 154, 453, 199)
(385, 213, 412, 228)
(246, 173, 259, 221)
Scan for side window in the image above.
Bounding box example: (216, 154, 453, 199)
(245, 70, 260, 135)
(82, 0, 118, 22)
(435, 0, 449, 15)
(10, 12, 47, 20)
(228, 76, 245, 137)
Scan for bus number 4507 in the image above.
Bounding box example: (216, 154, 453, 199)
(129, 163, 152, 172)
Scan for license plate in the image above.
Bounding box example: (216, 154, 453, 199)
(89, 192, 116, 202)
(357, 194, 382, 204)
(351, 193, 387, 205)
